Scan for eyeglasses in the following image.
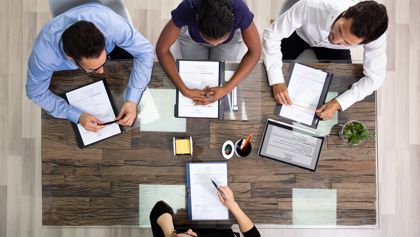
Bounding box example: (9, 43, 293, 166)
(75, 50, 109, 74)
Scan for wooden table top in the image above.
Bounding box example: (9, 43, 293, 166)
(42, 61, 376, 227)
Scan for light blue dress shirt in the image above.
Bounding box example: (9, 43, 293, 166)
(26, 3, 154, 124)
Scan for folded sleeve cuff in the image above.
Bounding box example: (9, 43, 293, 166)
(67, 106, 83, 124)
(335, 92, 354, 111)
(267, 68, 285, 86)
(125, 87, 143, 104)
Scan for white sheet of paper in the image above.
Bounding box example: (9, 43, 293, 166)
(293, 92, 339, 136)
(177, 61, 220, 118)
(188, 162, 228, 220)
(139, 184, 186, 227)
(66, 80, 121, 146)
(280, 63, 328, 126)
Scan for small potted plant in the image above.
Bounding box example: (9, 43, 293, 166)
(339, 120, 371, 146)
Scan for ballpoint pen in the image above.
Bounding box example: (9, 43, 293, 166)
(99, 119, 120, 126)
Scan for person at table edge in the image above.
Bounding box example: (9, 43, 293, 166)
(263, 0, 388, 120)
(156, 0, 261, 105)
(26, 3, 154, 132)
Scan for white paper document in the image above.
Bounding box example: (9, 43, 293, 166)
(177, 60, 220, 118)
(66, 80, 121, 146)
(187, 162, 228, 220)
(280, 63, 328, 126)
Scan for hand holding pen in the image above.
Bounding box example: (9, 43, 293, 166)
(212, 180, 236, 209)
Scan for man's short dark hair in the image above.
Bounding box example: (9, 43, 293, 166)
(343, 1, 388, 44)
(62, 20, 105, 61)
(197, 0, 234, 39)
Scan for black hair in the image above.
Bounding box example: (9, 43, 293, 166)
(343, 1, 388, 44)
(61, 20, 105, 60)
(197, 0, 234, 39)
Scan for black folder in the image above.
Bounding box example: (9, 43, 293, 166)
(174, 59, 225, 119)
(63, 79, 122, 148)
(277, 63, 333, 129)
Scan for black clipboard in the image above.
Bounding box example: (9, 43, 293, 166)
(63, 79, 122, 148)
(174, 59, 225, 119)
(257, 119, 325, 172)
(278, 63, 333, 128)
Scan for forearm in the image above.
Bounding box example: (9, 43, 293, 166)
(224, 50, 260, 92)
(228, 202, 254, 233)
(156, 50, 188, 93)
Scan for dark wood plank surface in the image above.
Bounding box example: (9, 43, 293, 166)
(42, 61, 376, 226)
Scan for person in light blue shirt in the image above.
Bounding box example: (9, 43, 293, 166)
(26, 3, 154, 132)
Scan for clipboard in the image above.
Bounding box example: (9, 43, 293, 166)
(278, 63, 333, 128)
(258, 119, 325, 172)
(174, 59, 225, 119)
(186, 162, 229, 221)
(63, 79, 122, 148)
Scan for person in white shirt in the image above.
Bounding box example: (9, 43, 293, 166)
(263, 0, 388, 120)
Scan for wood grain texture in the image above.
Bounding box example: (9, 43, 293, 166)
(41, 62, 377, 226)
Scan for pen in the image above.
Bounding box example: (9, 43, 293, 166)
(240, 133, 252, 150)
(211, 179, 220, 190)
(99, 119, 120, 126)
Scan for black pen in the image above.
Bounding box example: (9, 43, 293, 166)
(211, 179, 220, 191)
(211, 179, 226, 198)
(99, 119, 120, 126)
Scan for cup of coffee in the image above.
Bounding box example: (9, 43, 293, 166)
(234, 139, 252, 157)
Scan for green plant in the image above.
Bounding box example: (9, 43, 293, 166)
(342, 121, 371, 146)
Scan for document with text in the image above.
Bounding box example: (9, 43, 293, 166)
(65, 80, 121, 147)
(176, 60, 222, 118)
(279, 63, 332, 128)
(186, 162, 229, 220)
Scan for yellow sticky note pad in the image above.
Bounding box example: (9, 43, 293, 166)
(173, 137, 193, 155)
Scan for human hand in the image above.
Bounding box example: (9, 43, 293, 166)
(193, 86, 228, 105)
(216, 186, 237, 210)
(116, 101, 137, 126)
(182, 88, 206, 101)
(175, 229, 197, 237)
(272, 83, 292, 105)
(79, 112, 104, 132)
(316, 99, 341, 120)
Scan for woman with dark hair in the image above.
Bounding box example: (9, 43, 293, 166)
(156, 0, 261, 105)
(150, 186, 261, 237)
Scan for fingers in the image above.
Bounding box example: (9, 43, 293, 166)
(186, 229, 197, 237)
(217, 191, 225, 203)
(193, 97, 212, 105)
(117, 112, 135, 126)
(84, 119, 104, 132)
(316, 104, 328, 113)
(279, 93, 287, 105)
(284, 92, 292, 105)
(316, 104, 332, 120)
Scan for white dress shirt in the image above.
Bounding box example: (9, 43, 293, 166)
(262, 0, 387, 110)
